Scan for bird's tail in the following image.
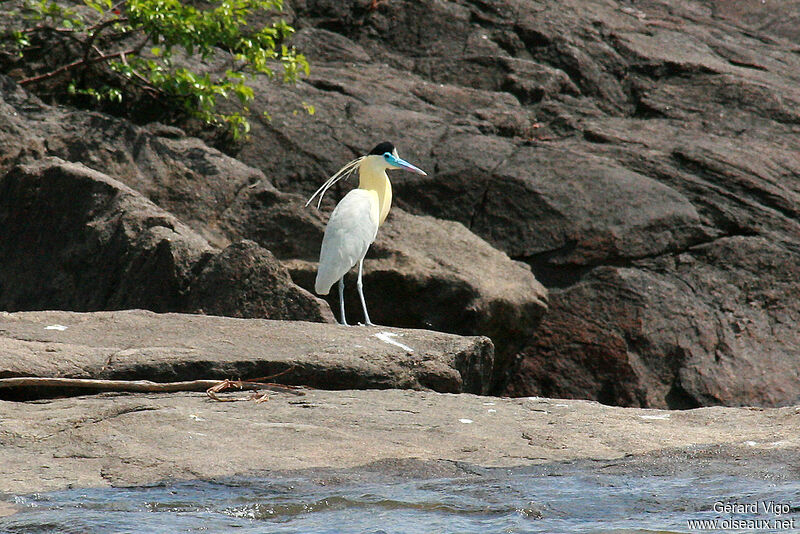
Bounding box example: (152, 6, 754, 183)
(314, 270, 335, 295)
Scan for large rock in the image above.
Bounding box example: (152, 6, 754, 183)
(395, 141, 715, 266)
(0, 75, 262, 250)
(186, 240, 335, 322)
(224, 185, 548, 390)
(0, 388, 796, 494)
(3, 0, 800, 407)
(0, 309, 493, 394)
(0, 158, 212, 312)
(0, 158, 331, 322)
(506, 236, 800, 408)
(212, 0, 800, 406)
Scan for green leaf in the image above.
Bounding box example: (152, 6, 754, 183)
(8, 0, 308, 141)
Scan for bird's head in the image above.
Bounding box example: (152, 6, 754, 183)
(305, 142, 427, 209)
(367, 141, 427, 175)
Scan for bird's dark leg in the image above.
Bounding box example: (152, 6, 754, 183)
(357, 258, 374, 326)
(338, 277, 349, 326)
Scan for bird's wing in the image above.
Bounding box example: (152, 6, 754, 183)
(315, 189, 380, 295)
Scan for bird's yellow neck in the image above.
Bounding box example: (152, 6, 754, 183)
(358, 158, 392, 225)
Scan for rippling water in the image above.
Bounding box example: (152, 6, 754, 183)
(2, 466, 799, 533)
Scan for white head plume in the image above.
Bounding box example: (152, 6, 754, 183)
(305, 156, 365, 209)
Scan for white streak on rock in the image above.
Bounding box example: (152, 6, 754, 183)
(374, 331, 414, 353)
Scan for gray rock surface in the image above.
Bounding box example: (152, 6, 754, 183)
(2, 0, 800, 407)
(225, 0, 800, 407)
(0, 158, 212, 313)
(0, 309, 493, 394)
(186, 240, 335, 322)
(0, 158, 331, 322)
(0, 73, 545, 388)
(0, 389, 796, 494)
(0, 76, 258, 250)
(286, 208, 548, 389)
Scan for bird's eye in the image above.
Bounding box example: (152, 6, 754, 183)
(383, 152, 392, 161)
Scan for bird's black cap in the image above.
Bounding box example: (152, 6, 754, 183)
(368, 141, 395, 156)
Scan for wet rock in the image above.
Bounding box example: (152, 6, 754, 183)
(0, 309, 493, 394)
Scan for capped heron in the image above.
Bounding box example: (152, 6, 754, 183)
(305, 142, 427, 326)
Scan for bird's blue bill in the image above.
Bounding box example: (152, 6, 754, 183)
(385, 153, 427, 175)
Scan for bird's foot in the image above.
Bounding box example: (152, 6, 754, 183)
(358, 321, 376, 327)
(339, 320, 351, 327)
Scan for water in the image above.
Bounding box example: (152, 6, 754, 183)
(2, 466, 799, 533)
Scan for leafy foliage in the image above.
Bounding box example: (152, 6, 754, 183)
(1, 0, 309, 140)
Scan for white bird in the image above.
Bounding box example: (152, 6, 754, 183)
(305, 142, 427, 326)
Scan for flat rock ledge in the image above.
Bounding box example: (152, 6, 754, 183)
(0, 310, 493, 395)
(0, 390, 797, 494)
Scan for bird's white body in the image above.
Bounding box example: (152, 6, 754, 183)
(314, 188, 379, 295)
(306, 143, 425, 326)
(315, 155, 392, 295)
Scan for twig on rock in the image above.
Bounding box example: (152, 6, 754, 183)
(205, 374, 305, 403)
(0, 377, 222, 392)
(0, 375, 306, 401)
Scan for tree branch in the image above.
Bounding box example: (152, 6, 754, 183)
(114, 48, 162, 97)
(82, 18, 127, 65)
(19, 46, 136, 85)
